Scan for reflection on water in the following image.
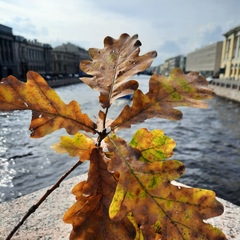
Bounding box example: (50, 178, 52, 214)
(0, 76, 240, 205)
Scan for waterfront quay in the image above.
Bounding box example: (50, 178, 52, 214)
(18, 76, 83, 88)
(45, 77, 82, 88)
(45, 76, 240, 102)
(0, 175, 239, 239)
(209, 78, 240, 102)
(43, 75, 240, 102)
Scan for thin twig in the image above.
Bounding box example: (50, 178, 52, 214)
(6, 160, 82, 240)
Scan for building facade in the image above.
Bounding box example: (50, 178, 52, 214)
(0, 24, 18, 79)
(14, 36, 52, 79)
(153, 64, 163, 75)
(220, 25, 240, 80)
(186, 41, 223, 78)
(160, 55, 186, 76)
(1, 24, 90, 80)
(51, 43, 90, 76)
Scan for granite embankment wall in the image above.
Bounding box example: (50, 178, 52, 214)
(210, 79, 240, 102)
(0, 174, 239, 239)
(46, 77, 82, 88)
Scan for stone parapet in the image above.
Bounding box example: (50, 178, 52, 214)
(0, 174, 239, 239)
(210, 79, 240, 102)
(47, 77, 82, 88)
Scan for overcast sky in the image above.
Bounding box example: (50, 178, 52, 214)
(1, 0, 240, 66)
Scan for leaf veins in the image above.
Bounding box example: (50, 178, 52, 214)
(63, 148, 135, 239)
(110, 68, 215, 131)
(0, 71, 96, 137)
(129, 128, 176, 163)
(105, 134, 226, 240)
(51, 132, 95, 161)
(80, 33, 157, 109)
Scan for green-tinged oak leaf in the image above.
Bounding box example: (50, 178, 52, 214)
(129, 128, 176, 163)
(0, 71, 96, 137)
(80, 33, 157, 108)
(105, 134, 226, 240)
(63, 148, 135, 239)
(110, 68, 215, 131)
(51, 132, 95, 161)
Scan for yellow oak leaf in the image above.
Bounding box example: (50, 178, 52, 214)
(129, 128, 176, 162)
(51, 132, 95, 161)
(105, 134, 226, 240)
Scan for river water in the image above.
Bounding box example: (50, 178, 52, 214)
(0, 75, 240, 205)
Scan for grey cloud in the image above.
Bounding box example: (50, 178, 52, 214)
(3, 16, 49, 41)
(5, 17, 37, 36)
(89, 0, 166, 19)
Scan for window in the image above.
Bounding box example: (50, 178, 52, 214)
(230, 64, 234, 76)
(225, 38, 231, 59)
(235, 64, 238, 76)
(237, 36, 240, 58)
(233, 35, 237, 58)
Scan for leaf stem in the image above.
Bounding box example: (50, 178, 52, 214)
(5, 160, 82, 240)
(103, 107, 109, 129)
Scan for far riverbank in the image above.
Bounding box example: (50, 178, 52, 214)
(46, 77, 82, 88)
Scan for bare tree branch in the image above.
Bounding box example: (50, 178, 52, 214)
(6, 160, 82, 240)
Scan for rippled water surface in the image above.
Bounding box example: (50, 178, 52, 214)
(0, 75, 240, 205)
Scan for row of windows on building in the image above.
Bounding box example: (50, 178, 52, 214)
(220, 26, 240, 80)
(153, 25, 240, 80)
(18, 47, 45, 62)
(0, 46, 46, 62)
(229, 63, 240, 79)
(0, 24, 90, 80)
(224, 34, 240, 59)
(1, 23, 240, 81)
(0, 39, 14, 63)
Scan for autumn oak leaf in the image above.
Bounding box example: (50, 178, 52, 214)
(63, 148, 135, 240)
(110, 68, 215, 131)
(51, 132, 95, 161)
(129, 128, 176, 163)
(80, 33, 157, 108)
(105, 134, 226, 240)
(0, 71, 96, 137)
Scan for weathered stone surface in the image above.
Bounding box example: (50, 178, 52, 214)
(0, 174, 87, 240)
(0, 174, 239, 239)
(206, 198, 240, 239)
(211, 84, 240, 102)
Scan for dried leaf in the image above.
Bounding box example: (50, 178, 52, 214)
(105, 134, 226, 239)
(0, 72, 96, 137)
(80, 33, 157, 108)
(110, 68, 215, 130)
(51, 132, 95, 161)
(63, 148, 135, 239)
